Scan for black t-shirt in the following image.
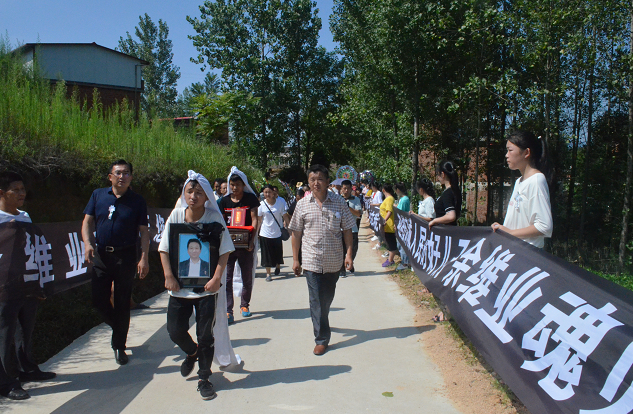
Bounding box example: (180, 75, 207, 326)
(434, 188, 460, 225)
(218, 192, 260, 226)
(287, 199, 298, 217)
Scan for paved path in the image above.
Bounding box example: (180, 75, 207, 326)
(1, 222, 463, 413)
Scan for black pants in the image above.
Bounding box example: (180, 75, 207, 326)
(226, 249, 254, 314)
(167, 294, 217, 381)
(0, 298, 40, 392)
(304, 271, 339, 346)
(340, 233, 359, 273)
(91, 248, 136, 350)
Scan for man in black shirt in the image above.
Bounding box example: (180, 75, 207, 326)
(218, 174, 259, 323)
(81, 160, 150, 365)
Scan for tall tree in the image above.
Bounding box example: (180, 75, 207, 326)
(188, 0, 333, 170)
(117, 13, 181, 118)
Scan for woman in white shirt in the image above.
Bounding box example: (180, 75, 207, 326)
(413, 177, 436, 221)
(258, 185, 290, 281)
(491, 130, 553, 248)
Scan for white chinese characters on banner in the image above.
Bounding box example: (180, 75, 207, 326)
(579, 341, 633, 413)
(24, 232, 54, 287)
(470, 267, 550, 344)
(521, 292, 623, 401)
(153, 214, 165, 243)
(65, 232, 86, 278)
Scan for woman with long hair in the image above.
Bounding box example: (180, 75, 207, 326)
(379, 184, 399, 267)
(258, 184, 290, 281)
(413, 177, 436, 221)
(428, 161, 461, 228)
(491, 130, 552, 248)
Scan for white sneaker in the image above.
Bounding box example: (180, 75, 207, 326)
(382, 252, 389, 257)
(373, 244, 381, 250)
(396, 264, 407, 271)
(370, 236, 379, 241)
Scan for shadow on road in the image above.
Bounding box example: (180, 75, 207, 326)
(213, 363, 352, 391)
(330, 325, 435, 351)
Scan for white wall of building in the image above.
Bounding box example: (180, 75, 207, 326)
(25, 44, 143, 89)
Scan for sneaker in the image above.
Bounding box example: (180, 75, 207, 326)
(241, 307, 252, 317)
(396, 264, 408, 271)
(370, 235, 379, 241)
(382, 260, 394, 268)
(266, 275, 272, 282)
(197, 379, 217, 400)
(181, 352, 197, 377)
(227, 313, 234, 324)
(340, 270, 347, 278)
(372, 244, 381, 250)
(382, 252, 389, 257)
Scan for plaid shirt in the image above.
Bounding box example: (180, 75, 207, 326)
(288, 191, 356, 273)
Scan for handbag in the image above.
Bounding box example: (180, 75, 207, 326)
(264, 200, 290, 241)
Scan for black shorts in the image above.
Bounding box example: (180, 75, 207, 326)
(384, 232, 398, 252)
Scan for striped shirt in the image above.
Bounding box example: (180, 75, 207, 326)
(288, 192, 355, 273)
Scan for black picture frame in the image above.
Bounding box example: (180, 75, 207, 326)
(168, 223, 220, 288)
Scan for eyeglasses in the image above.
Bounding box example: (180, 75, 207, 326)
(111, 171, 131, 177)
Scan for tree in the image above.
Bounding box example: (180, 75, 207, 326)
(188, 0, 341, 170)
(176, 73, 221, 116)
(117, 13, 181, 118)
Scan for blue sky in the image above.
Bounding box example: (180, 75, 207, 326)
(2, 0, 336, 93)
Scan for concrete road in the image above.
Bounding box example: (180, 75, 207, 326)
(1, 222, 463, 414)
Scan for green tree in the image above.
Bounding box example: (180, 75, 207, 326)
(188, 0, 339, 170)
(176, 73, 221, 116)
(117, 13, 181, 118)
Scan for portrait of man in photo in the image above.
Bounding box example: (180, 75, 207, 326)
(178, 237, 211, 278)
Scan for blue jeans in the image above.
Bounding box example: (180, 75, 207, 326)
(397, 241, 409, 266)
(304, 271, 339, 346)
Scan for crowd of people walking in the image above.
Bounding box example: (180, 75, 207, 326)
(0, 130, 552, 402)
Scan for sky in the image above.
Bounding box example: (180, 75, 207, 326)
(1, 0, 337, 93)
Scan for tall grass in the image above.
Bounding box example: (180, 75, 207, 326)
(0, 37, 260, 184)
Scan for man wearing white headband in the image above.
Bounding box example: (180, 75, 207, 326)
(159, 170, 238, 400)
(218, 167, 260, 323)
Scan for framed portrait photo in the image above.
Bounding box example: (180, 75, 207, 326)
(168, 223, 220, 288)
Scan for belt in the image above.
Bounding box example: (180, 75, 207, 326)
(98, 244, 136, 253)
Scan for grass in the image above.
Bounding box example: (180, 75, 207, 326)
(0, 38, 261, 186)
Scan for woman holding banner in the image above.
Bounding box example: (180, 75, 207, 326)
(379, 184, 399, 267)
(414, 178, 436, 221)
(491, 131, 552, 248)
(428, 161, 462, 228)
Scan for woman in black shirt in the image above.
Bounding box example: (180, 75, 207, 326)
(429, 160, 462, 228)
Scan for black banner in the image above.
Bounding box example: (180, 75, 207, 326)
(368, 206, 633, 414)
(0, 208, 172, 296)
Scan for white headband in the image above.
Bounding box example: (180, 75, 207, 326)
(226, 166, 256, 196)
(180, 170, 222, 215)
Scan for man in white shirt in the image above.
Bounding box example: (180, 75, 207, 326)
(0, 172, 56, 401)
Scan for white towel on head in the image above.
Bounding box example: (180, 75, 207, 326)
(172, 170, 242, 368)
(223, 166, 258, 300)
(176, 170, 223, 216)
(226, 166, 256, 196)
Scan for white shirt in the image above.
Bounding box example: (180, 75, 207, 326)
(418, 197, 436, 218)
(187, 259, 201, 277)
(503, 173, 553, 248)
(0, 209, 31, 224)
(159, 207, 235, 298)
(258, 198, 287, 239)
(371, 191, 384, 204)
